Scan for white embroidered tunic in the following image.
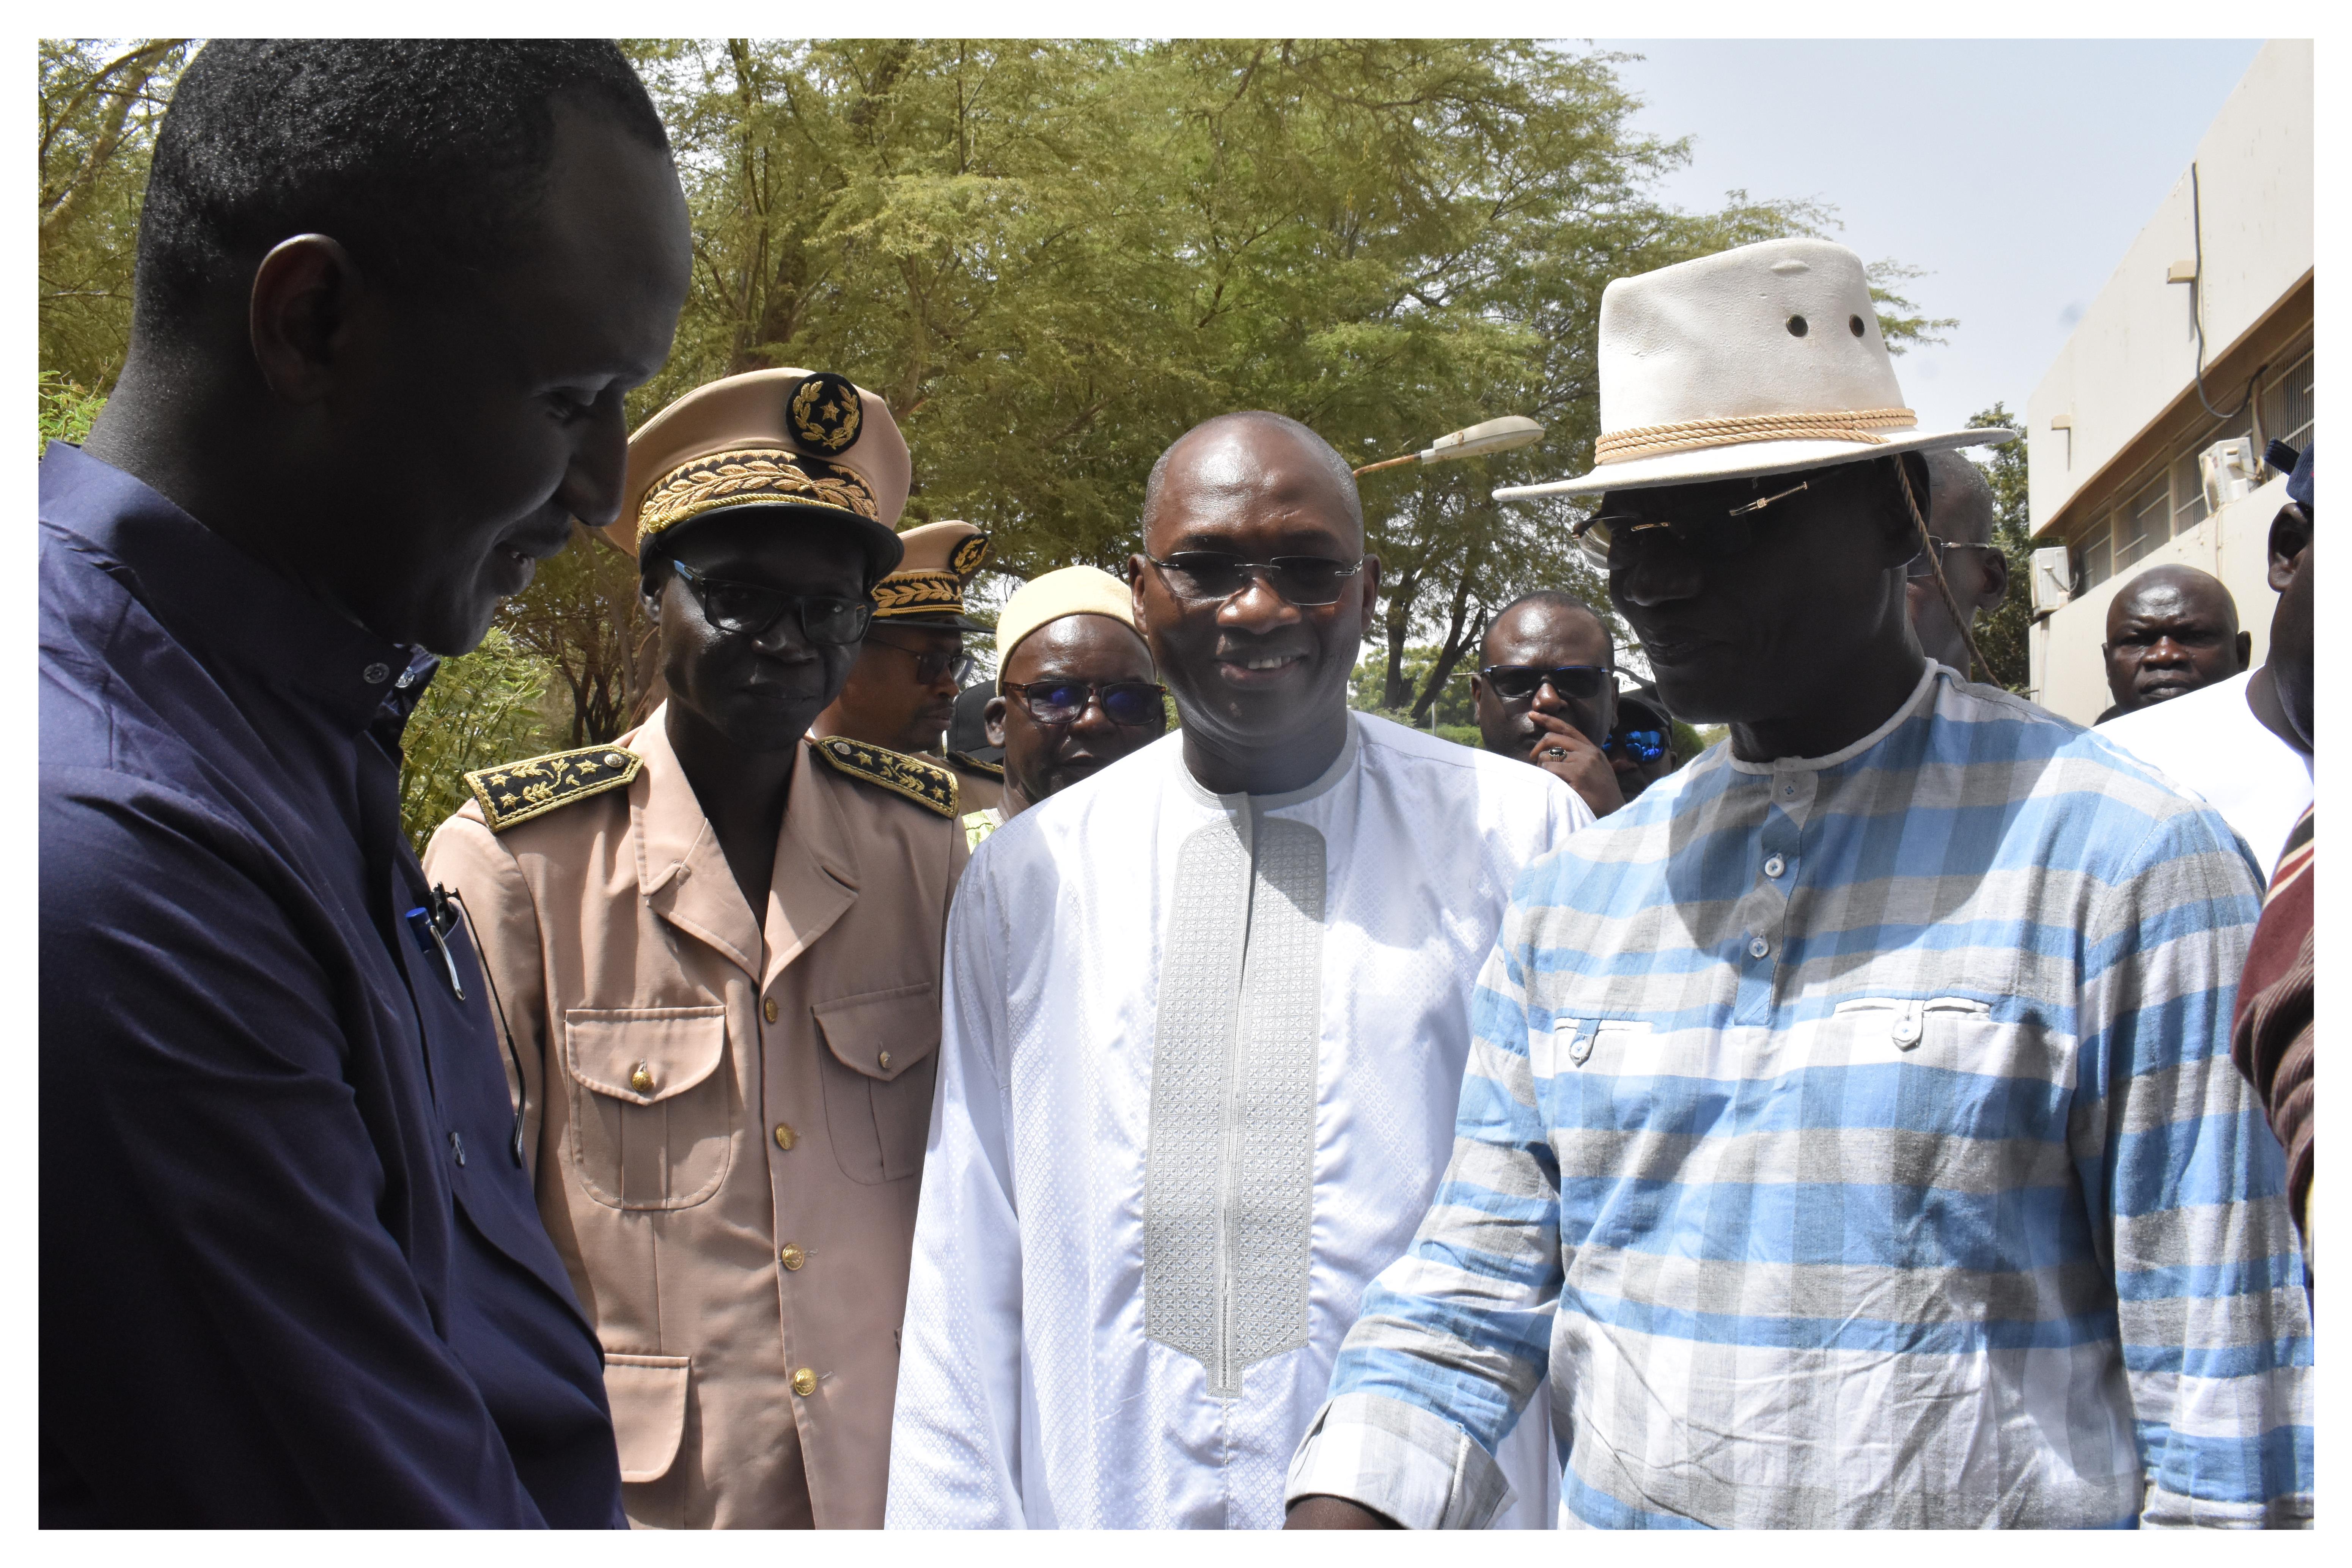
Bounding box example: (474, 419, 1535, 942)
(886, 713, 1591, 1528)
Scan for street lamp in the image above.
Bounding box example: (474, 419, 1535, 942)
(1352, 415, 1545, 477)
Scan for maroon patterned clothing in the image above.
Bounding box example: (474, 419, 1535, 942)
(2233, 805, 2314, 1268)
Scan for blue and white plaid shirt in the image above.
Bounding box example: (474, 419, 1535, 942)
(1288, 666, 2313, 1528)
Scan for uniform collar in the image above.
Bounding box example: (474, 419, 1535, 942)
(41, 441, 419, 736)
(622, 706, 860, 984)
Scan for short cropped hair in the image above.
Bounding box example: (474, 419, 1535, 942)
(1484, 588, 1615, 662)
(134, 39, 669, 337)
(1141, 411, 1364, 535)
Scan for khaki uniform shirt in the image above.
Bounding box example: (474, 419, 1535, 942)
(423, 711, 966, 1528)
(941, 752, 1003, 815)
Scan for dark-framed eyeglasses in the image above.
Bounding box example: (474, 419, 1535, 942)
(1144, 551, 1365, 607)
(1571, 480, 1812, 569)
(864, 632, 976, 687)
(1478, 662, 1618, 702)
(669, 560, 873, 645)
(1001, 678, 1170, 730)
(1607, 727, 1668, 764)
(1905, 537, 2005, 580)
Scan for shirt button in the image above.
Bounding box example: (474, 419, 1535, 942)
(773, 1123, 797, 1151)
(792, 1367, 818, 1397)
(1764, 855, 1786, 878)
(779, 1242, 806, 1271)
(629, 1062, 654, 1095)
(1748, 936, 1770, 959)
(1781, 782, 1798, 799)
(877, 1050, 892, 1070)
(604, 752, 627, 768)
(362, 662, 391, 684)
(449, 1130, 467, 1167)
(763, 997, 780, 1025)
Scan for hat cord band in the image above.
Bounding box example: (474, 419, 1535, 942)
(1596, 407, 1917, 464)
(638, 450, 880, 541)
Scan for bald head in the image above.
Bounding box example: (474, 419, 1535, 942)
(1141, 411, 1363, 549)
(2101, 564, 2249, 714)
(1924, 450, 1995, 547)
(1480, 590, 1615, 668)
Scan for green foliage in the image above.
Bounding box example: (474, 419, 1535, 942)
(39, 39, 192, 392)
(397, 628, 564, 857)
(1965, 401, 2033, 694)
(1352, 646, 1474, 727)
(38, 371, 105, 453)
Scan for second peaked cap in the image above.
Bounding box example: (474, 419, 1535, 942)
(611, 368, 911, 577)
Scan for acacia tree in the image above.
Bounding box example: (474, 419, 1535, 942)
(39, 38, 192, 393)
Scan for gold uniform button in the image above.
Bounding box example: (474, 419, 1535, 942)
(779, 1242, 805, 1271)
(773, 1123, 797, 1151)
(763, 997, 780, 1025)
(791, 1367, 818, 1397)
(629, 1062, 654, 1095)
(877, 1050, 892, 1070)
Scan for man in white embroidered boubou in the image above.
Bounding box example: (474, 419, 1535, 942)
(885, 412, 1591, 1528)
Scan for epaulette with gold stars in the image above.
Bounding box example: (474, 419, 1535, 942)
(464, 744, 643, 833)
(810, 736, 959, 817)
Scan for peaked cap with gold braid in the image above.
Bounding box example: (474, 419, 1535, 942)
(871, 519, 991, 629)
(608, 367, 912, 580)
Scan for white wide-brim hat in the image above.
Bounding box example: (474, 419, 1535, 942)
(1495, 238, 2015, 502)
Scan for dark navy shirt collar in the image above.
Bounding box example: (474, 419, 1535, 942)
(41, 440, 420, 736)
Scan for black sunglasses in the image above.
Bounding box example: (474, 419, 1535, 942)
(1478, 663, 1618, 702)
(1572, 480, 1812, 569)
(1905, 537, 2005, 580)
(865, 633, 976, 687)
(1144, 552, 1365, 607)
(670, 560, 873, 645)
(1001, 678, 1170, 730)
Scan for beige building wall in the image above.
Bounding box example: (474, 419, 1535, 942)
(2024, 39, 2311, 724)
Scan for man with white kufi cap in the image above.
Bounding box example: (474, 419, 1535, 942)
(424, 367, 969, 1529)
(1289, 239, 2311, 1529)
(954, 564, 1167, 848)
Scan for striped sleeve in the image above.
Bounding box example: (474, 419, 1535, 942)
(2071, 803, 2313, 1527)
(1287, 890, 1564, 1528)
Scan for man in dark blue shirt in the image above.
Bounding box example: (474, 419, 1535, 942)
(40, 41, 690, 1526)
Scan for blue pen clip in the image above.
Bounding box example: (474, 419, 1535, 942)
(404, 905, 468, 1002)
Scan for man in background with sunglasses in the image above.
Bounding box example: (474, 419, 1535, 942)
(1470, 589, 1627, 816)
(961, 564, 1166, 847)
(816, 519, 1001, 813)
(1903, 448, 2011, 679)
(426, 368, 968, 1528)
(1289, 238, 2309, 1529)
(889, 410, 1588, 1529)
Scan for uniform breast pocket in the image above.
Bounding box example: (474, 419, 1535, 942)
(812, 983, 941, 1186)
(564, 1006, 734, 1210)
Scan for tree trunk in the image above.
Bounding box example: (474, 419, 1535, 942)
(39, 40, 181, 256)
(1409, 548, 1483, 724)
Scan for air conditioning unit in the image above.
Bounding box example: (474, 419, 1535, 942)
(2030, 547, 2073, 615)
(2199, 437, 2259, 513)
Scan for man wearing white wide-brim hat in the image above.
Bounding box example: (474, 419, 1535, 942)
(1287, 238, 2312, 1529)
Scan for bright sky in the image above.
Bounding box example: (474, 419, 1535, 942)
(1597, 38, 2267, 436)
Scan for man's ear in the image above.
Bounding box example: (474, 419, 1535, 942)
(1976, 546, 2011, 613)
(983, 695, 1008, 750)
(2235, 630, 2254, 670)
(1127, 553, 1152, 641)
(638, 565, 667, 623)
(248, 234, 370, 404)
(2268, 503, 2312, 594)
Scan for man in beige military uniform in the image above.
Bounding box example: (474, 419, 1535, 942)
(814, 518, 1002, 812)
(424, 367, 966, 1529)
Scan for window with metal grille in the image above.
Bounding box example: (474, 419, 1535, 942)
(2170, 451, 2209, 535)
(2114, 478, 2171, 569)
(2079, 521, 2113, 590)
(2261, 349, 2313, 453)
